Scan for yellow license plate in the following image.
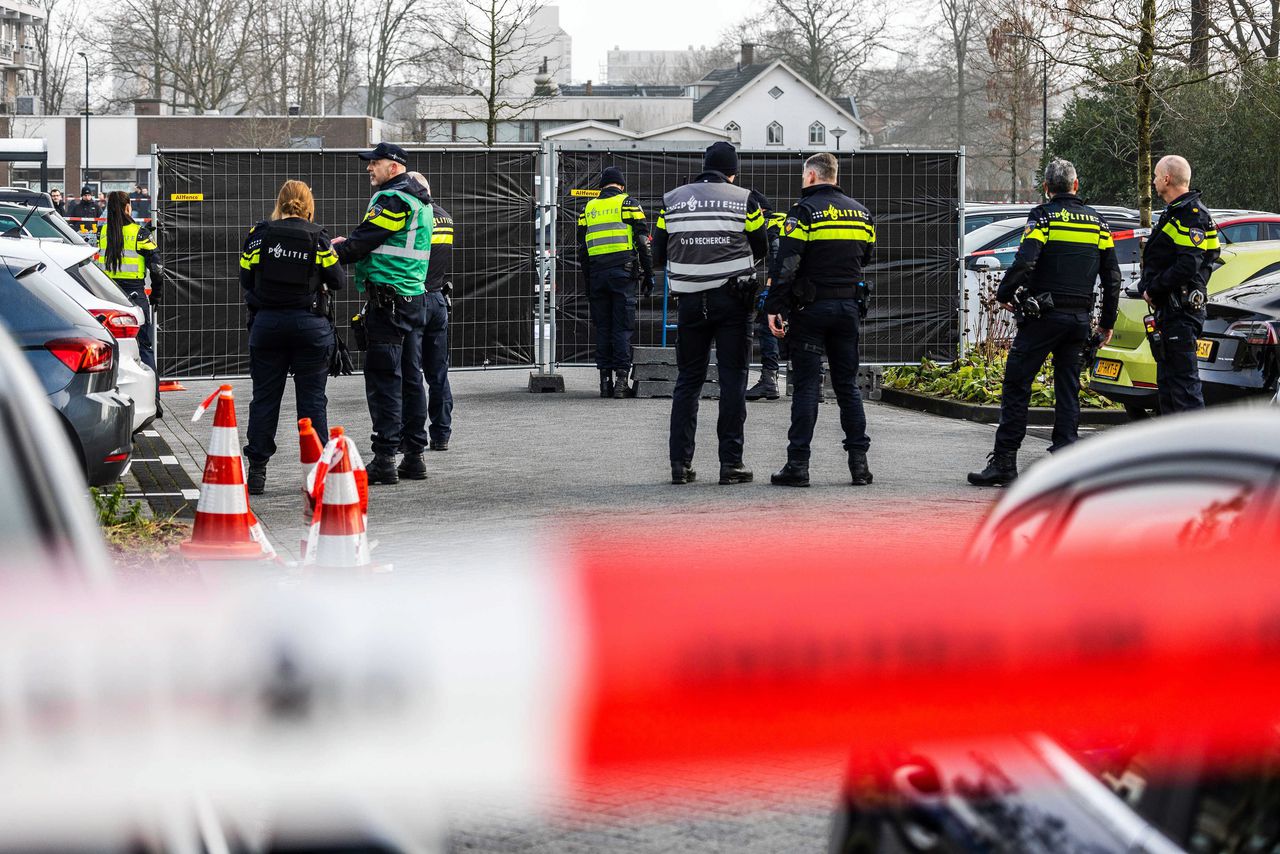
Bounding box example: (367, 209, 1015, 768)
(1196, 338, 1216, 360)
(1092, 358, 1122, 381)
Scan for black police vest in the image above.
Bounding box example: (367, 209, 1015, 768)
(255, 219, 322, 310)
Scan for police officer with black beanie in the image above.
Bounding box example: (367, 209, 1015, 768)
(653, 141, 768, 485)
(240, 180, 345, 495)
(968, 158, 1121, 487)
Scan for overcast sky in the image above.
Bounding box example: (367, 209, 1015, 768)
(553, 1, 745, 83)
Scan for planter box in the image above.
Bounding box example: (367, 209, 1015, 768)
(879, 387, 1129, 426)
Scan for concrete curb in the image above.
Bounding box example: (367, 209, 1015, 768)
(878, 387, 1131, 426)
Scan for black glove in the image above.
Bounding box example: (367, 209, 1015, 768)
(148, 287, 162, 307)
(329, 333, 354, 376)
(641, 275, 655, 298)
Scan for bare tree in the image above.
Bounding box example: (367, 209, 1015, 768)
(940, 0, 980, 147)
(30, 0, 86, 114)
(984, 13, 1047, 201)
(429, 0, 556, 145)
(105, 0, 262, 112)
(362, 0, 438, 119)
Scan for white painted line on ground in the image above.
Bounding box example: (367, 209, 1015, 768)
(181, 489, 201, 500)
(130, 458, 160, 463)
(124, 493, 186, 498)
(139, 430, 160, 438)
(159, 455, 179, 465)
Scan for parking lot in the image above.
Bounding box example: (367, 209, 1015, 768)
(142, 367, 1080, 851)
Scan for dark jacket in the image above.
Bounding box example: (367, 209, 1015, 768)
(240, 217, 345, 312)
(66, 199, 101, 221)
(426, 202, 454, 291)
(1138, 189, 1220, 315)
(764, 183, 875, 314)
(996, 193, 1123, 328)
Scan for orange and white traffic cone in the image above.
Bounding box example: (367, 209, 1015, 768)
(299, 418, 324, 520)
(181, 385, 267, 560)
(303, 433, 380, 572)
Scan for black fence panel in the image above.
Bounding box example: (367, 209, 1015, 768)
(155, 148, 538, 377)
(553, 148, 960, 365)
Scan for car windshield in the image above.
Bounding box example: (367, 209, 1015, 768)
(0, 203, 83, 243)
(964, 218, 1027, 254)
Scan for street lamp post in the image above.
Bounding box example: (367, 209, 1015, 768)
(77, 51, 89, 191)
(831, 126, 847, 151)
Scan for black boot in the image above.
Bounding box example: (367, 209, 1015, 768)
(746, 369, 780, 401)
(613, 369, 629, 399)
(397, 451, 427, 480)
(719, 463, 754, 485)
(770, 461, 809, 487)
(366, 453, 400, 485)
(671, 461, 697, 485)
(599, 369, 614, 398)
(247, 461, 267, 495)
(967, 450, 1018, 487)
(849, 451, 874, 486)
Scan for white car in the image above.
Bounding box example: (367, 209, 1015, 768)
(0, 236, 157, 431)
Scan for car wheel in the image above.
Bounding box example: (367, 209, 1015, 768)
(1123, 403, 1153, 421)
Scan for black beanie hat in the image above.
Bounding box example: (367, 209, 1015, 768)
(599, 166, 626, 188)
(703, 141, 739, 176)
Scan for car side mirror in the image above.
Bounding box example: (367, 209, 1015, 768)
(969, 255, 1000, 272)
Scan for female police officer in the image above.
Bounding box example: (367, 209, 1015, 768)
(239, 180, 346, 495)
(96, 190, 161, 371)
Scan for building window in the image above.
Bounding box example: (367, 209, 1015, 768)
(724, 121, 741, 143)
(769, 86, 784, 99)
(809, 121, 826, 145)
(767, 121, 784, 145)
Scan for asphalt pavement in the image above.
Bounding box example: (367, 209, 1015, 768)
(153, 366, 1073, 852)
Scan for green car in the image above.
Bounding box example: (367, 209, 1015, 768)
(1090, 240, 1280, 417)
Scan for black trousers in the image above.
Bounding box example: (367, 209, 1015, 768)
(587, 265, 638, 371)
(669, 286, 752, 466)
(364, 292, 428, 456)
(786, 298, 869, 462)
(245, 308, 334, 464)
(1156, 313, 1206, 414)
(994, 310, 1090, 455)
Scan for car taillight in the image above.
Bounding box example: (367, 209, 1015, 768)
(44, 338, 114, 373)
(1225, 320, 1280, 346)
(90, 307, 141, 339)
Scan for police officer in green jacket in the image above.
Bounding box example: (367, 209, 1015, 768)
(331, 142, 434, 485)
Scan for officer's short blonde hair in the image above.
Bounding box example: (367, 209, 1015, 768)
(271, 180, 315, 222)
(804, 152, 838, 183)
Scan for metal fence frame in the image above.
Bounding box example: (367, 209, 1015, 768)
(541, 141, 967, 369)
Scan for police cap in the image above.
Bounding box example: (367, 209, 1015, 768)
(356, 142, 409, 166)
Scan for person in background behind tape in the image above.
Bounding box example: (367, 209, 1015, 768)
(96, 190, 163, 372)
(403, 171, 454, 454)
(968, 157, 1121, 487)
(238, 180, 345, 495)
(577, 166, 655, 399)
(746, 198, 786, 401)
(653, 141, 768, 485)
(764, 152, 876, 487)
(1139, 154, 1220, 415)
(331, 142, 433, 486)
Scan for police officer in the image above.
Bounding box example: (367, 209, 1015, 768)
(968, 158, 1121, 487)
(746, 204, 787, 401)
(405, 171, 454, 453)
(1139, 154, 1220, 414)
(764, 153, 876, 487)
(96, 191, 162, 371)
(331, 142, 434, 486)
(653, 141, 767, 485)
(239, 180, 345, 495)
(577, 166, 655, 398)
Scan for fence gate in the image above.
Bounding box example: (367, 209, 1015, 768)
(548, 145, 964, 366)
(154, 147, 540, 378)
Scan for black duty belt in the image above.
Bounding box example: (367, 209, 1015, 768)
(814, 285, 859, 299)
(1047, 294, 1094, 309)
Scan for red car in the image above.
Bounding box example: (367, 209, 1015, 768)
(1211, 211, 1280, 244)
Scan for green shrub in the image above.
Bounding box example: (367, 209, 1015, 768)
(884, 354, 1120, 409)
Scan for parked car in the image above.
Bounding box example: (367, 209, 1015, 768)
(1089, 240, 1280, 417)
(964, 203, 1138, 234)
(0, 321, 112, 580)
(963, 216, 1146, 344)
(0, 236, 157, 431)
(1214, 212, 1280, 245)
(830, 409, 1280, 854)
(0, 187, 95, 245)
(1194, 272, 1280, 403)
(0, 256, 133, 486)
